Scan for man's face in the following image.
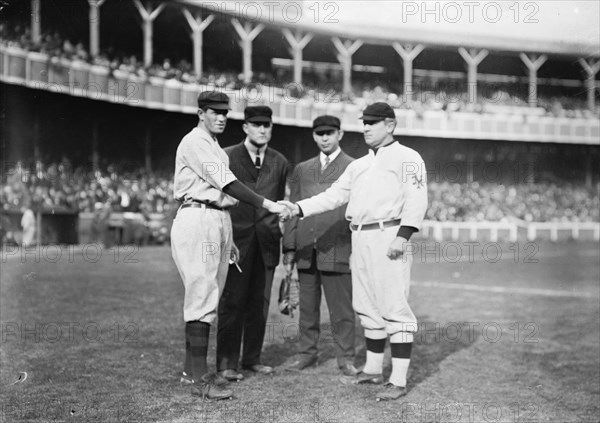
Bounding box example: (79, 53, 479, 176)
(243, 121, 272, 146)
(313, 129, 343, 155)
(363, 119, 392, 149)
(200, 108, 228, 135)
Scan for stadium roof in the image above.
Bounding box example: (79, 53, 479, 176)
(174, 0, 600, 57)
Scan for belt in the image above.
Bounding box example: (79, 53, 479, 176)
(350, 219, 401, 232)
(179, 201, 228, 211)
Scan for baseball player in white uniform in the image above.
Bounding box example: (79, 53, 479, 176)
(171, 91, 289, 400)
(280, 102, 428, 401)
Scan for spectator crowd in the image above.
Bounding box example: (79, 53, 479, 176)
(2, 24, 597, 118)
(2, 161, 598, 224)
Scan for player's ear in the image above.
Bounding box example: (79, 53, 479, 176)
(242, 122, 250, 135)
(337, 130, 344, 140)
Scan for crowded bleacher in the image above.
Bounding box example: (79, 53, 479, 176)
(2, 160, 598, 229)
(1, 23, 597, 118)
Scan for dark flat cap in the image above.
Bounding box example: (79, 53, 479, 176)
(245, 105, 273, 123)
(359, 102, 396, 121)
(197, 91, 230, 110)
(313, 115, 341, 132)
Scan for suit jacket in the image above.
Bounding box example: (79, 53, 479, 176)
(283, 150, 354, 273)
(225, 142, 288, 268)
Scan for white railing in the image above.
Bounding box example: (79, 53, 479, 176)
(1, 45, 599, 144)
(420, 220, 600, 242)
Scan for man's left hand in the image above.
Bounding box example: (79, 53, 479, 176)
(387, 236, 409, 260)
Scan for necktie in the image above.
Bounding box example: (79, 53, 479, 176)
(322, 156, 330, 173)
(255, 149, 261, 169)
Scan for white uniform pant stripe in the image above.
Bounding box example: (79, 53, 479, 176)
(351, 225, 417, 336)
(171, 208, 233, 323)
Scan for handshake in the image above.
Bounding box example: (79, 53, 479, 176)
(264, 200, 300, 222)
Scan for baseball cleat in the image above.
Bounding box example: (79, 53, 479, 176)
(375, 383, 407, 401)
(355, 372, 384, 385)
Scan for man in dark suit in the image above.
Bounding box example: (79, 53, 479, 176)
(282, 115, 358, 376)
(217, 105, 288, 381)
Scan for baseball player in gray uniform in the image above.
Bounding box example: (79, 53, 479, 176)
(280, 102, 428, 401)
(171, 91, 289, 400)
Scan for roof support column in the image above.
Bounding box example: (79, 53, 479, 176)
(458, 47, 488, 103)
(520, 53, 547, 107)
(333, 38, 363, 97)
(578, 58, 600, 112)
(392, 42, 424, 102)
(31, 0, 41, 44)
(133, 0, 165, 68)
(232, 19, 264, 85)
(88, 0, 106, 58)
(182, 9, 214, 77)
(282, 29, 313, 85)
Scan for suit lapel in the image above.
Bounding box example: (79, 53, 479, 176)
(236, 141, 258, 180)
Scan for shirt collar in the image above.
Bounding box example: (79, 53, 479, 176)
(194, 126, 218, 142)
(320, 147, 341, 166)
(370, 139, 397, 155)
(244, 138, 267, 155)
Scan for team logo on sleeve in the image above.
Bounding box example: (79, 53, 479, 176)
(412, 174, 424, 189)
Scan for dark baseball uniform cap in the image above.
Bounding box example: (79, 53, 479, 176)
(197, 91, 231, 110)
(313, 115, 341, 132)
(244, 105, 273, 123)
(359, 102, 396, 122)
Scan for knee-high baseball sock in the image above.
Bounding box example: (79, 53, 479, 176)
(187, 321, 210, 381)
(389, 342, 412, 387)
(184, 326, 192, 377)
(363, 337, 386, 374)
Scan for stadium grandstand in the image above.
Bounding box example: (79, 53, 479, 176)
(1, 0, 599, 245)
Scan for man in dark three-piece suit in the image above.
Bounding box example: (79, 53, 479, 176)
(282, 115, 358, 377)
(217, 106, 288, 381)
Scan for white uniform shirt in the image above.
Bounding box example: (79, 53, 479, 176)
(298, 141, 428, 230)
(173, 127, 239, 208)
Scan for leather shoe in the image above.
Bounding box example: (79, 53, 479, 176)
(242, 364, 275, 375)
(340, 363, 359, 377)
(284, 355, 318, 371)
(180, 371, 194, 385)
(375, 383, 407, 401)
(218, 369, 244, 381)
(355, 371, 384, 385)
(191, 373, 234, 400)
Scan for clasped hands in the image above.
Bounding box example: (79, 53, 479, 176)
(263, 199, 300, 222)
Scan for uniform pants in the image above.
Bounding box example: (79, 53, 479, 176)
(217, 235, 274, 370)
(298, 250, 355, 367)
(171, 207, 233, 323)
(350, 225, 417, 339)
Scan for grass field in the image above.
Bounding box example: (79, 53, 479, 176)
(1, 240, 599, 423)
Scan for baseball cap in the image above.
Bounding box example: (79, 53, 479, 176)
(197, 91, 231, 110)
(359, 102, 396, 122)
(244, 106, 273, 123)
(313, 115, 341, 132)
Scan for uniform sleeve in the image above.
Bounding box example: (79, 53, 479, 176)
(399, 153, 428, 231)
(282, 164, 300, 252)
(296, 164, 352, 217)
(180, 138, 237, 190)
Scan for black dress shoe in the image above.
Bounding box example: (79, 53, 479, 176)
(191, 373, 234, 400)
(218, 369, 244, 381)
(242, 364, 275, 375)
(284, 355, 318, 371)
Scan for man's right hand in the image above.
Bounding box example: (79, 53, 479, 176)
(283, 251, 296, 275)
